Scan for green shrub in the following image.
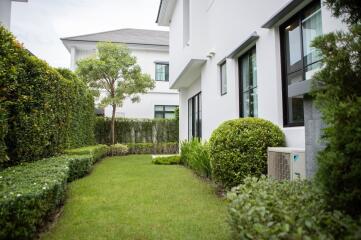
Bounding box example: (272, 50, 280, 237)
(0, 145, 108, 239)
(0, 26, 95, 167)
(152, 155, 181, 165)
(109, 144, 128, 156)
(64, 144, 109, 162)
(95, 117, 178, 144)
(126, 142, 178, 154)
(312, 25, 361, 217)
(180, 139, 211, 178)
(227, 176, 361, 240)
(209, 117, 284, 188)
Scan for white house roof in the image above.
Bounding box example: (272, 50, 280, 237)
(61, 28, 169, 46)
(156, 0, 177, 26)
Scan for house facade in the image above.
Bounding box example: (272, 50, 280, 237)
(156, 0, 346, 177)
(61, 28, 179, 119)
(0, 0, 27, 30)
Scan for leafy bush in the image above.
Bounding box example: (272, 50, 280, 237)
(95, 117, 178, 144)
(64, 144, 109, 161)
(209, 117, 284, 188)
(227, 176, 361, 240)
(109, 144, 128, 156)
(0, 26, 95, 167)
(311, 25, 361, 217)
(126, 142, 178, 154)
(180, 139, 211, 178)
(0, 145, 108, 239)
(152, 155, 181, 165)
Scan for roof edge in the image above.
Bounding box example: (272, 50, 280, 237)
(156, 0, 177, 26)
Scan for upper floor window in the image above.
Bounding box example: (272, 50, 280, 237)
(155, 63, 169, 81)
(154, 105, 178, 119)
(220, 62, 227, 95)
(280, 1, 322, 126)
(239, 47, 258, 117)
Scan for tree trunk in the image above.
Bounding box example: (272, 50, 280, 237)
(111, 104, 116, 145)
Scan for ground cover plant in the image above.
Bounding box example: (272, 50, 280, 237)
(109, 144, 128, 156)
(227, 176, 361, 239)
(41, 155, 231, 240)
(152, 155, 180, 165)
(209, 118, 284, 188)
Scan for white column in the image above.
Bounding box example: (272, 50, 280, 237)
(0, 0, 12, 30)
(70, 47, 76, 70)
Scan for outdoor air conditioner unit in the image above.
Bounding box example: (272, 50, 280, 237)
(267, 147, 305, 180)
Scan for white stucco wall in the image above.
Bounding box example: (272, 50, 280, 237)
(169, 0, 346, 148)
(0, 0, 12, 29)
(68, 41, 179, 119)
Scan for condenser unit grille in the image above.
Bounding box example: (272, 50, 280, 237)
(268, 152, 291, 180)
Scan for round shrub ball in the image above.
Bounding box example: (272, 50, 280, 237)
(209, 118, 285, 188)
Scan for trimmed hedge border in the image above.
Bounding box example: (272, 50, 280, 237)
(126, 142, 178, 154)
(0, 145, 108, 239)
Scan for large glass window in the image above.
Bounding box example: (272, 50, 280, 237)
(239, 47, 258, 117)
(154, 105, 178, 119)
(220, 62, 227, 95)
(155, 63, 169, 81)
(188, 93, 201, 139)
(281, 1, 322, 126)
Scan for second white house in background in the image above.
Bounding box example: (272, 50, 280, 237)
(61, 28, 179, 119)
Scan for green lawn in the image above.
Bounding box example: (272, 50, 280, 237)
(41, 155, 231, 240)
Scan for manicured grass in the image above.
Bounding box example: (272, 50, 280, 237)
(41, 155, 231, 240)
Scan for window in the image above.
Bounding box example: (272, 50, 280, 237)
(188, 92, 201, 139)
(155, 63, 169, 81)
(154, 105, 178, 119)
(220, 62, 227, 95)
(239, 47, 258, 117)
(281, 1, 322, 126)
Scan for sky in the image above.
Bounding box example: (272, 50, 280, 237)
(11, 0, 167, 68)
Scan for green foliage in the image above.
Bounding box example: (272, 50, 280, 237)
(126, 142, 178, 154)
(227, 176, 361, 240)
(109, 144, 128, 156)
(0, 145, 109, 239)
(209, 118, 285, 188)
(180, 139, 212, 178)
(64, 144, 109, 162)
(95, 117, 178, 144)
(152, 155, 181, 165)
(311, 25, 361, 216)
(323, 0, 361, 25)
(76, 42, 155, 144)
(0, 26, 95, 167)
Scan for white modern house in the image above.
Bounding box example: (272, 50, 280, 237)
(61, 28, 179, 119)
(0, 0, 27, 30)
(156, 0, 346, 177)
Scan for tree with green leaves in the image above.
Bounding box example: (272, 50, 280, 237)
(76, 42, 155, 144)
(311, 0, 361, 217)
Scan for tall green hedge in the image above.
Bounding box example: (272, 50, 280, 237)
(0, 26, 95, 167)
(95, 117, 178, 144)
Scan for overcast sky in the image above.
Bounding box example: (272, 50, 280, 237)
(11, 0, 167, 68)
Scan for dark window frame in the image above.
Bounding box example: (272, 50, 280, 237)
(188, 92, 202, 140)
(154, 105, 178, 119)
(155, 63, 169, 81)
(238, 46, 258, 118)
(280, 0, 321, 127)
(220, 61, 227, 95)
